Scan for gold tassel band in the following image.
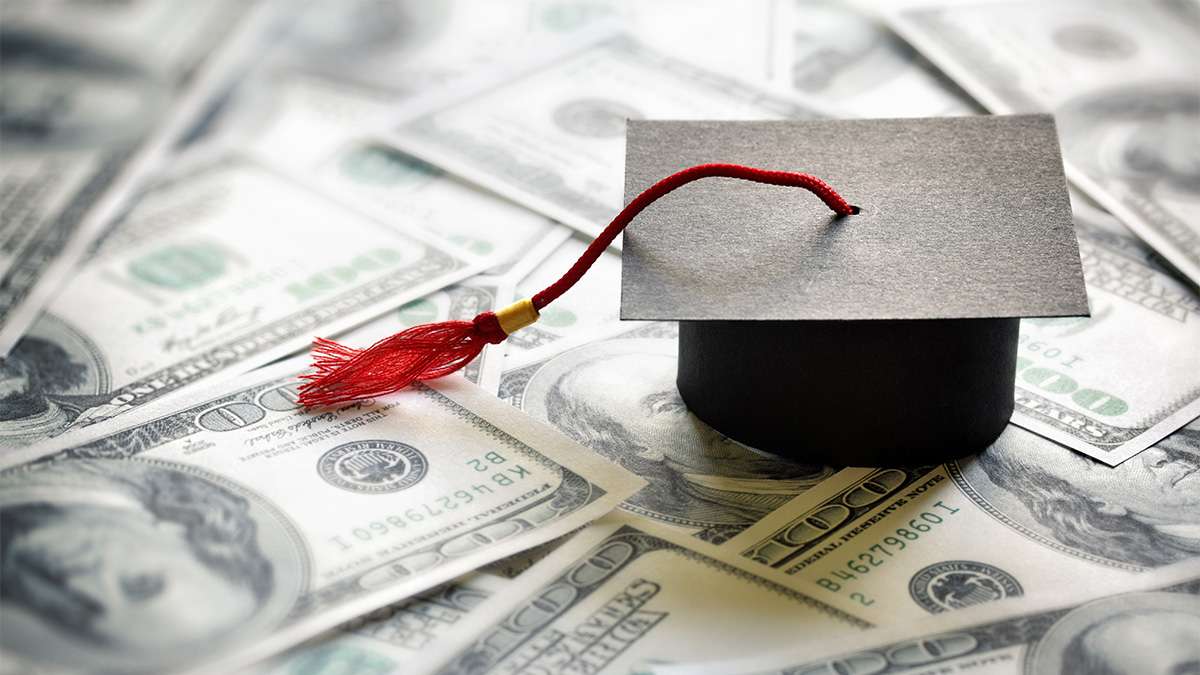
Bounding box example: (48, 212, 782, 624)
(495, 298, 539, 335)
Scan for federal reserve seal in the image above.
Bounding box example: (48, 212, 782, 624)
(318, 440, 428, 494)
(909, 560, 1023, 613)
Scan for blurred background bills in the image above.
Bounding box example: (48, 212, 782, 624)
(1, 1, 1198, 673)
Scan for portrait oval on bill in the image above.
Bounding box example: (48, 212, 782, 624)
(1027, 591, 1200, 675)
(0, 313, 109, 445)
(518, 337, 832, 532)
(1058, 83, 1200, 201)
(952, 423, 1200, 569)
(0, 458, 308, 672)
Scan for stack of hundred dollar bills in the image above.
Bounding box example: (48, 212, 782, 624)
(2, 1, 1198, 674)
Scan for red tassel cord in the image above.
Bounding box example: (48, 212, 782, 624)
(297, 163, 856, 407)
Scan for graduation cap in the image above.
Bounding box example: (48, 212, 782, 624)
(298, 114, 1088, 466)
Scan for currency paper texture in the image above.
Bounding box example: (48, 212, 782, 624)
(0, 155, 486, 457)
(725, 423, 1200, 623)
(887, 0, 1200, 288)
(1010, 214, 1200, 465)
(256, 533, 577, 675)
(0, 1, 271, 355)
(251, 574, 507, 675)
(0, 359, 644, 674)
(313, 140, 560, 277)
(770, 0, 977, 117)
(653, 558, 1200, 675)
(425, 514, 867, 675)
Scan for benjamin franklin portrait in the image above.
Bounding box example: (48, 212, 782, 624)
(0, 314, 109, 445)
(1058, 84, 1200, 217)
(1027, 591, 1200, 675)
(0, 459, 305, 672)
(955, 423, 1200, 568)
(518, 336, 833, 533)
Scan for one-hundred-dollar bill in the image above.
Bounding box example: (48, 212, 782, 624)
(0, 154, 490, 457)
(250, 573, 507, 675)
(191, 0, 547, 160)
(422, 513, 868, 675)
(0, 1, 275, 355)
(652, 557, 1200, 675)
(771, 0, 978, 117)
(333, 275, 516, 395)
(505, 235, 623, 354)
(383, 31, 836, 242)
(0, 357, 644, 674)
(723, 421, 1200, 623)
(509, 0, 977, 117)
(312, 140, 561, 277)
(196, 2, 777, 168)
(499, 322, 837, 545)
(220, 0, 971, 171)
(252, 535, 576, 675)
(1009, 210, 1200, 465)
(886, 0, 1200, 287)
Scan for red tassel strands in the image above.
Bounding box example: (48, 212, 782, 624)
(297, 163, 856, 408)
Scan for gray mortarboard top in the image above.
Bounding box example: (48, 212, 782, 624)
(621, 115, 1088, 466)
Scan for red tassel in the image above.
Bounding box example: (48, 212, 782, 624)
(297, 313, 506, 408)
(299, 163, 856, 408)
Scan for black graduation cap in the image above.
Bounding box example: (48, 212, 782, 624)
(620, 115, 1089, 466)
(297, 116, 1087, 469)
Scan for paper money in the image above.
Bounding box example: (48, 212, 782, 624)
(424, 514, 867, 675)
(313, 140, 561, 276)
(256, 534, 576, 675)
(887, 0, 1200, 288)
(0, 0, 271, 355)
(512, 0, 977, 117)
(0, 154, 487, 455)
(725, 422, 1200, 622)
(0, 1, 244, 76)
(223, 0, 973, 160)
(505, 235, 623, 353)
(770, 0, 977, 117)
(191, 1, 551, 169)
(385, 31, 834, 241)
(500, 322, 836, 544)
(653, 558, 1200, 675)
(204, 1, 776, 168)
(520, 0, 776, 85)
(0, 358, 644, 674)
(1009, 211, 1200, 465)
(256, 538, 577, 675)
(252, 574, 507, 675)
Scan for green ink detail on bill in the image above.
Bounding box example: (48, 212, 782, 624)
(540, 3, 613, 31)
(447, 234, 494, 256)
(1022, 367, 1077, 395)
(1072, 388, 1128, 416)
(285, 248, 408, 302)
(128, 242, 228, 290)
(398, 298, 439, 326)
(1017, 361, 1129, 416)
(538, 307, 577, 328)
(341, 144, 439, 185)
(286, 644, 394, 675)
